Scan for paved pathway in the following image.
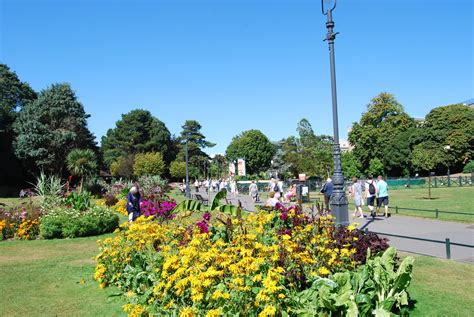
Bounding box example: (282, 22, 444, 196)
(191, 190, 474, 263)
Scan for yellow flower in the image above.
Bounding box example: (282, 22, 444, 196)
(259, 305, 276, 317)
(205, 308, 221, 317)
(179, 306, 197, 317)
(318, 267, 331, 276)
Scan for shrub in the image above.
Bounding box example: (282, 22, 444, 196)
(103, 193, 119, 207)
(133, 152, 165, 177)
(33, 172, 64, 213)
(463, 160, 474, 173)
(138, 175, 168, 196)
(63, 191, 92, 211)
(40, 205, 119, 239)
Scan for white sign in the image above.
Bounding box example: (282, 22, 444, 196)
(229, 162, 236, 176)
(237, 159, 246, 176)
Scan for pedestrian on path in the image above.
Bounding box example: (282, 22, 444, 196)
(365, 176, 377, 218)
(249, 180, 259, 202)
(351, 177, 364, 218)
(321, 178, 333, 212)
(376, 175, 390, 217)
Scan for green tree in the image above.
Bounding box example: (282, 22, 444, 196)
(13, 83, 96, 175)
(101, 109, 174, 167)
(133, 152, 165, 177)
(463, 161, 474, 173)
(281, 119, 333, 178)
(418, 104, 474, 173)
(366, 158, 385, 178)
(177, 120, 215, 177)
(226, 129, 275, 175)
(110, 154, 135, 179)
(348, 93, 415, 176)
(341, 152, 362, 178)
(66, 149, 98, 193)
(412, 142, 446, 199)
(0, 64, 37, 187)
(169, 160, 186, 180)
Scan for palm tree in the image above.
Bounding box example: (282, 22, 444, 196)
(66, 149, 97, 193)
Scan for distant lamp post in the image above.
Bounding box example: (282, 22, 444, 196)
(321, 0, 349, 226)
(444, 145, 451, 187)
(185, 139, 190, 198)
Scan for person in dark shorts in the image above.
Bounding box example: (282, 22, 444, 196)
(376, 175, 390, 217)
(365, 176, 377, 218)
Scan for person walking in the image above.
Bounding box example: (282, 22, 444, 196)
(351, 177, 364, 218)
(365, 176, 377, 218)
(321, 178, 333, 212)
(249, 180, 259, 203)
(376, 175, 390, 218)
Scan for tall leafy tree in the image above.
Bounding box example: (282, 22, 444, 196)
(0, 64, 37, 186)
(177, 120, 215, 177)
(282, 119, 333, 178)
(101, 109, 174, 167)
(348, 92, 415, 176)
(412, 142, 446, 199)
(66, 148, 98, 193)
(133, 152, 165, 177)
(417, 104, 474, 173)
(226, 129, 275, 175)
(341, 152, 362, 178)
(13, 83, 96, 175)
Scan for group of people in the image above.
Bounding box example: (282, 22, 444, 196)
(179, 178, 239, 196)
(350, 175, 390, 218)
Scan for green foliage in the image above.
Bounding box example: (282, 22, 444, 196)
(0, 64, 37, 187)
(349, 93, 415, 176)
(33, 172, 64, 213)
(366, 158, 385, 177)
(110, 154, 135, 178)
(133, 152, 165, 177)
(138, 175, 168, 195)
(463, 160, 474, 173)
(419, 104, 474, 173)
(101, 109, 174, 166)
(282, 119, 333, 178)
(63, 191, 92, 211)
(411, 142, 445, 173)
(173, 189, 241, 217)
(177, 120, 215, 177)
(290, 247, 414, 316)
(67, 148, 98, 193)
(341, 152, 362, 178)
(13, 83, 96, 174)
(169, 160, 186, 180)
(226, 129, 275, 175)
(40, 205, 119, 239)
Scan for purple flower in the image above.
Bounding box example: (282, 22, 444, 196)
(196, 220, 209, 233)
(280, 212, 288, 222)
(203, 212, 211, 222)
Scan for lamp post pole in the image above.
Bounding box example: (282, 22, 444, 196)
(321, 0, 349, 226)
(185, 139, 190, 198)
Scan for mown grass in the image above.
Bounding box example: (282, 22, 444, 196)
(0, 234, 125, 317)
(402, 252, 474, 316)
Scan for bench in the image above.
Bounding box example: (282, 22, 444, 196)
(194, 193, 209, 206)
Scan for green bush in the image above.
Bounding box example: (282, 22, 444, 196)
(63, 191, 92, 211)
(463, 161, 474, 173)
(40, 205, 119, 239)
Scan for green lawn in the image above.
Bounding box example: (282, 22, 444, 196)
(402, 252, 474, 316)
(0, 235, 125, 317)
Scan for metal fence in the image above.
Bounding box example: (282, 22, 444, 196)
(391, 206, 473, 219)
(386, 175, 473, 189)
(365, 229, 474, 260)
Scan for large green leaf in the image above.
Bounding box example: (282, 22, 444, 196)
(215, 204, 241, 217)
(211, 189, 228, 210)
(172, 199, 203, 213)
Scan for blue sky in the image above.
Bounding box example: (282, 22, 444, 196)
(1, 0, 472, 155)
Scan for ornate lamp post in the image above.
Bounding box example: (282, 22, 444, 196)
(321, 0, 349, 225)
(185, 138, 191, 198)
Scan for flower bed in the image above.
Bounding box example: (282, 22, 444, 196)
(0, 205, 41, 240)
(95, 205, 414, 316)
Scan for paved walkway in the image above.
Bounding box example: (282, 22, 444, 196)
(191, 190, 474, 263)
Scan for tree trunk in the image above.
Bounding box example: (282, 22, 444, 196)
(428, 175, 431, 199)
(79, 176, 83, 194)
